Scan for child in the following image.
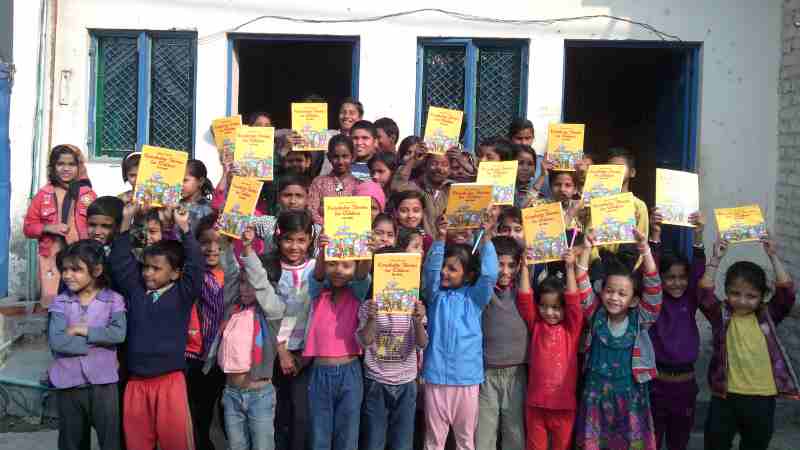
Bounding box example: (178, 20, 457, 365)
(254, 174, 322, 257)
(374, 117, 400, 153)
(391, 153, 451, 237)
(355, 180, 386, 220)
(373, 213, 397, 250)
(282, 150, 315, 179)
(49, 240, 126, 450)
(109, 207, 202, 450)
(605, 147, 648, 239)
(389, 190, 434, 249)
(397, 136, 425, 180)
(513, 144, 540, 208)
(477, 136, 514, 162)
(24, 144, 96, 307)
(304, 232, 373, 450)
(308, 134, 359, 225)
(422, 214, 499, 450)
(517, 253, 584, 450)
(496, 206, 524, 246)
(87, 196, 125, 250)
(205, 227, 285, 450)
(508, 118, 534, 146)
(338, 97, 364, 136)
(247, 111, 273, 127)
(358, 247, 428, 450)
(182, 159, 215, 234)
(397, 227, 425, 257)
(475, 236, 529, 450)
(699, 235, 798, 450)
(350, 120, 380, 181)
(368, 151, 397, 196)
(647, 210, 705, 450)
(574, 229, 662, 450)
(118, 152, 141, 204)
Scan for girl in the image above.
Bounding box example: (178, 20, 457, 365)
(391, 153, 450, 239)
(372, 214, 397, 250)
(508, 118, 534, 146)
(355, 180, 386, 220)
(308, 134, 359, 225)
(304, 231, 373, 450)
(496, 206, 524, 246)
(647, 210, 705, 450)
(339, 97, 364, 136)
(574, 229, 662, 450)
(514, 145, 539, 208)
(358, 247, 428, 450)
(118, 152, 141, 204)
(368, 151, 397, 196)
(205, 227, 286, 450)
(181, 159, 215, 234)
(389, 190, 434, 251)
(24, 144, 96, 307)
(397, 227, 425, 257)
(422, 214, 498, 450)
(49, 240, 126, 450)
(699, 235, 798, 450)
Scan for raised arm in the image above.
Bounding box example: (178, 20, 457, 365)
(763, 235, 796, 323)
(634, 229, 662, 329)
(575, 231, 599, 317)
(109, 231, 145, 301)
(241, 228, 285, 320)
(308, 178, 325, 225)
(174, 208, 203, 304)
(516, 263, 536, 329)
(469, 239, 499, 309)
(221, 238, 241, 308)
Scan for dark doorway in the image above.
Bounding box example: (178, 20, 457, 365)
(563, 41, 701, 252)
(233, 37, 359, 129)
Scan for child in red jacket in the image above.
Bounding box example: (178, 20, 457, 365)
(517, 247, 586, 450)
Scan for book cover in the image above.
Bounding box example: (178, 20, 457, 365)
(291, 103, 330, 151)
(218, 176, 263, 239)
(372, 253, 421, 361)
(581, 164, 626, 203)
(546, 123, 585, 171)
(522, 202, 568, 264)
(211, 115, 242, 159)
(235, 126, 275, 181)
(655, 168, 700, 227)
(590, 192, 638, 246)
(424, 106, 463, 155)
(477, 160, 518, 206)
(715, 204, 767, 243)
(445, 183, 493, 230)
(324, 196, 373, 261)
(133, 145, 188, 207)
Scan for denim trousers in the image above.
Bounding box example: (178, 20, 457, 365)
(308, 359, 363, 450)
(222, 382, 276, 450)
(360, 377, 417, 450)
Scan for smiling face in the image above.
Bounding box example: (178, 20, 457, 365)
(441, 255, 466, 289)
(55, 153, 79, 186)
(511, 128, 534, 146)
(325, 260, 356, 288)
(376, 128, 396, 152)
(497, 254, 519, 289)
(279, 231, 311, 265)
(373, 220, 397, 249)
(497, 218, 524, 244)
(726, 277, 763, 315)
(339, 103, 362, 133)
(88, 214, 117, 245)
(60, 258, 100, 295)
(328, 144, 354, 176)
(142, 254, 180, 291)
(370, 160, 392, 189)
(662, 263, 690, 299)
(538, 292, 565, 325)
(352, 129, 377, 162)
(199, 228, 221, 268)
(426, 155, 450, 186)
(279, 184, 308, 211)
(396, 198, 424, 229)
(601, 274, 637, 320)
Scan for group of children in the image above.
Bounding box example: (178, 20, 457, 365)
(23, 100, 798, 450)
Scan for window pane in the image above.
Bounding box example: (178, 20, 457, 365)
(149, 36, 195, 152)
(95, 36, 139, 159)
(476, 46, 522, 144)
(421, 46, 466, 138)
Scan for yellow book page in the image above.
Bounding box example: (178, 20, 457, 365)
(655, 168, 699, 227)
(715, 205, 766, 243)
(324, 196, 373, 261)
(133, 145, 188, 207)
(211, 115, 242, 159)
(546, 123, 585, 171)
(291, 103, 330, 151)
(590, 192, 638, 246)
(581, 164, 626, 203)
(424, 106, 463, 155)
(373, 253, 422, 316)
(445, 184, 493, 230)
(235, 126, 275, 181)
(477, 161, 518, 206)
(219, 176, 263, 239)
(522, 202, 568, 264)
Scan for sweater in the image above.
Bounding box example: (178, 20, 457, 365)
(482, 286, 529, 367)
(109, 230, 203, 377)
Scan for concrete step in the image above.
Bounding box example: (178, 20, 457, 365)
(0, 337, 56, 419)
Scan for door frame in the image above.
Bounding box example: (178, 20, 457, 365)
(226, 34, 360, 116)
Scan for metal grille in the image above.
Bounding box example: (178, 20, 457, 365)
(476, 46, 522, 144)
(149, 37, 195, 152)
(421, 46, 466, 137)
(96, 37, 138, 158)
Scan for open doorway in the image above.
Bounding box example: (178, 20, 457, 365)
(563, 41, 701, 251)
(229, 35, 359, 129)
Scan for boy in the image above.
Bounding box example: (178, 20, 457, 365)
(110, 206, 203, 450)
(475, 236, 529, 450)
(374, 117, 399, 153)
(350, 120, 380, 181)
(87, 196, 124, 249)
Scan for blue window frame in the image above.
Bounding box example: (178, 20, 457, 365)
(415, 38, 529, 151)
(88, 30, 197, 159)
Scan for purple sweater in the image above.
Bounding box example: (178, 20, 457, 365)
(648, 244, 705, 369)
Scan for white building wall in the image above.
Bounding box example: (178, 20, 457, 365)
(8, 0, 784, 297)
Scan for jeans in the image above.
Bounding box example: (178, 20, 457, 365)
(309, 360, 363, 450)
(360, 378, 417, 450)
(222, 383, 276, 450)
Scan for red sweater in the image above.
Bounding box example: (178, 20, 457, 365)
(517, 289, 585, 411)
(23, 184, 96, 256)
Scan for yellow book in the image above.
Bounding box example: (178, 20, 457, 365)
(211, 115, 242, 159)
(445, 183, 493, 230)
(477, 161, 518, 206)
(218, 176, 263, 239)
(581, 164, 626, 204)
(522, 202, 568, 264)
(590, 192, 638, 246)
(324, 196, 373, 261)
(235, 126, 275, 181)
(291, 103, 330, 151)
(133, 145, 188, 207)
(715, 205, 766, 243)
(547, 123, 585, 171)
(424, 106, 463, 155)
(655, 168, 699, 227)
(373, 253, 422, 316)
